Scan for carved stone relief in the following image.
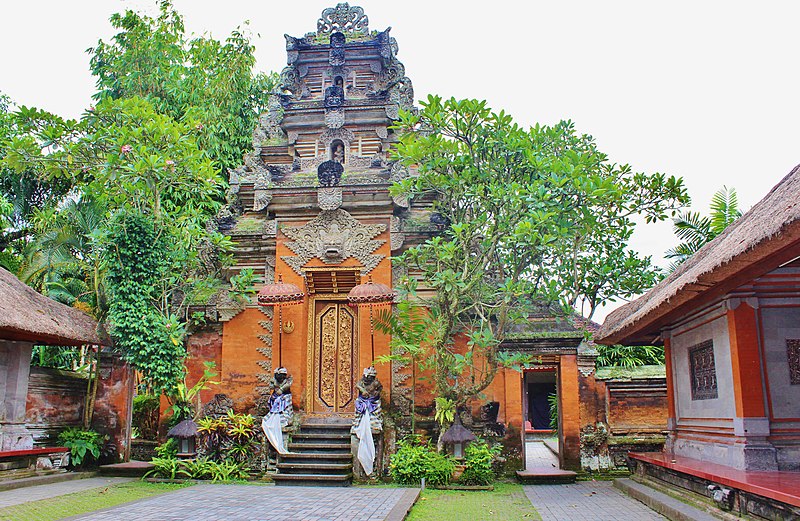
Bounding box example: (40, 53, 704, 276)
(281, 209, 386, 275)
(325, 108, 345, 129)
(689, 340, 718, 400)
(318, 187, 343, 210)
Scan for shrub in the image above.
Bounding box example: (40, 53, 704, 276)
(144, 457, 249, 482)
(132, 394, 160, 440)
(58, 428, 106, 468)
(460, 438, 500, 485)
(155, 438, 178, 459)
(390, 436, 455, 487)
(196, 410, 258, 464)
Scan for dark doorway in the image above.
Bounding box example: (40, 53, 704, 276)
(528, 382, 556, 430)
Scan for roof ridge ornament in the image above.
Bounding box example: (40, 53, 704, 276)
(317, 3, 369, 37)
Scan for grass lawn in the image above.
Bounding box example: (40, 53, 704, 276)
(0, 480, 190, 521)
(406, 482, 540, 521)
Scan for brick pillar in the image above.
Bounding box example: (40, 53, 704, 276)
(726, 299, 776, 470)
(559, 354, 581, 470)
(0, 340, 34, 451)
(91, 352, 134, 462)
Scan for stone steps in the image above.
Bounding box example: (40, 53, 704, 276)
(273, 418, 353, 487)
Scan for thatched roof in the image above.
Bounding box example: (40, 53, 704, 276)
(598, 164, 800, 345)
(0, 268, 103, 346)
(167, 419, 198, 438)
(441, 417, 476, 444)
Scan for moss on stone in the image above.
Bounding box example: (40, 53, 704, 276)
(595, 364, 666, 380)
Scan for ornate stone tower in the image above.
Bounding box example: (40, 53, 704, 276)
(194, 4, 430, 419)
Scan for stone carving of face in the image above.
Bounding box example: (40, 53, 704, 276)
(275, 372, 287, 383)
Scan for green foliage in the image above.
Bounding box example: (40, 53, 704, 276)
(230, 268, 259, 303)
(0, 93, 73, 270)
(105, 211, 187, 392)
(145, 456, 183, 480)
(58, 428, 105, 467)
(19, 196, 107, 319)
(166, 361, 219, 423)
(375, 281, 433, 433)
(155, 437, 178, 459)
(460, 438, 500, 485)
(144, 456, 249, 481)
(547, 392, 559, 430)
(596, 344, 664, 368)
(434, 397, 455, 427)
(666, 186, 742, 270)
(196, 410, 258, 464)
(392, 96, 688, 406)
(390, 436, 455, 486)
(132, 394, 160, 440)
(88, 1, 277, 176)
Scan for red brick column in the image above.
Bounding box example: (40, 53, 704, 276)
(559, 355, 581, 470)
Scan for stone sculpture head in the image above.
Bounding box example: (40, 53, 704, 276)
(274, 366, 288, 383)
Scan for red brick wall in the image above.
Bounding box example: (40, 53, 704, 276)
(91, 352, 134, 462)
(25, 367, 88, 446)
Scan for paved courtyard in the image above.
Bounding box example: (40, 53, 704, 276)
(524, 481, 665, 521)
(0, 477, 134, 508)
(66, 484, 419, 521)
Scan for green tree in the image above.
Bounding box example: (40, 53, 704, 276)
(392, 96, 688, 406)
(665, 186, 742, 270)
(89, 0, 277, 175)
(0, 94, 73, 270)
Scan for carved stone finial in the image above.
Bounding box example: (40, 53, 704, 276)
(317, 3, 369, 36)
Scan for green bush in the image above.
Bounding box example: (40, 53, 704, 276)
(390, 436, 455, 487)
(58, 428, 106, 468)
(132, 394, 160, 440)
(460, 438, 500, 485)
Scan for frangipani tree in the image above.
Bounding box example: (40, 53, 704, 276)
(392, 96, 688, 406)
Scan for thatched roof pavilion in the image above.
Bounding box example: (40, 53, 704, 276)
(598, 164, 800, 345)
(0, 268, 102, 345)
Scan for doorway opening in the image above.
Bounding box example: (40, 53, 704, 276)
(523, 368, 559, 470)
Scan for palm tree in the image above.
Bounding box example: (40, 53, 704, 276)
(19, 196, 108, 320)
(665, 186, 742, 271)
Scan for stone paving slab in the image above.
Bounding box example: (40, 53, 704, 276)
(69, 484, 419, 521)
(524, 480, 666, 521)
(0, 477, 134, 508)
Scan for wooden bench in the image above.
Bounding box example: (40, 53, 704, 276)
(0, 447, 70, 472)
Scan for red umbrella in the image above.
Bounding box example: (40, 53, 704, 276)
(258, 275, 305, 367)
(347, 276, 395, 362)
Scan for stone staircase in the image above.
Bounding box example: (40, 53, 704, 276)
(273, 419, 353, 486)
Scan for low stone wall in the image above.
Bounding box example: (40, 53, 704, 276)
(580, 365, 668, 472)
(25, 367, 89, 446)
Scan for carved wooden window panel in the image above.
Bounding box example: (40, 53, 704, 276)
(689, 340, 718, 400)
(787, 339, 800, 385)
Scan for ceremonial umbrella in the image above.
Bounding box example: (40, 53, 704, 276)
(347, 276, 395, 362)
(257, 275, 304, 367)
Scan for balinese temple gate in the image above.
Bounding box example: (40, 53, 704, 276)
(185, 4, 428, 484)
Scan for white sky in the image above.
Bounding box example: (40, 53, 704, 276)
(3, 1, 799, 321)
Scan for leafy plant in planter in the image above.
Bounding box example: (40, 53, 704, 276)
(390, 436, 455, 487)
(460, 438, 501, 485)
(58, 428, 106, 468)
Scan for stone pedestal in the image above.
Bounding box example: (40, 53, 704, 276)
(0, 341, 34, 451)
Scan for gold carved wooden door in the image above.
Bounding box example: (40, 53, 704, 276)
(313, 302, 358, 414)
